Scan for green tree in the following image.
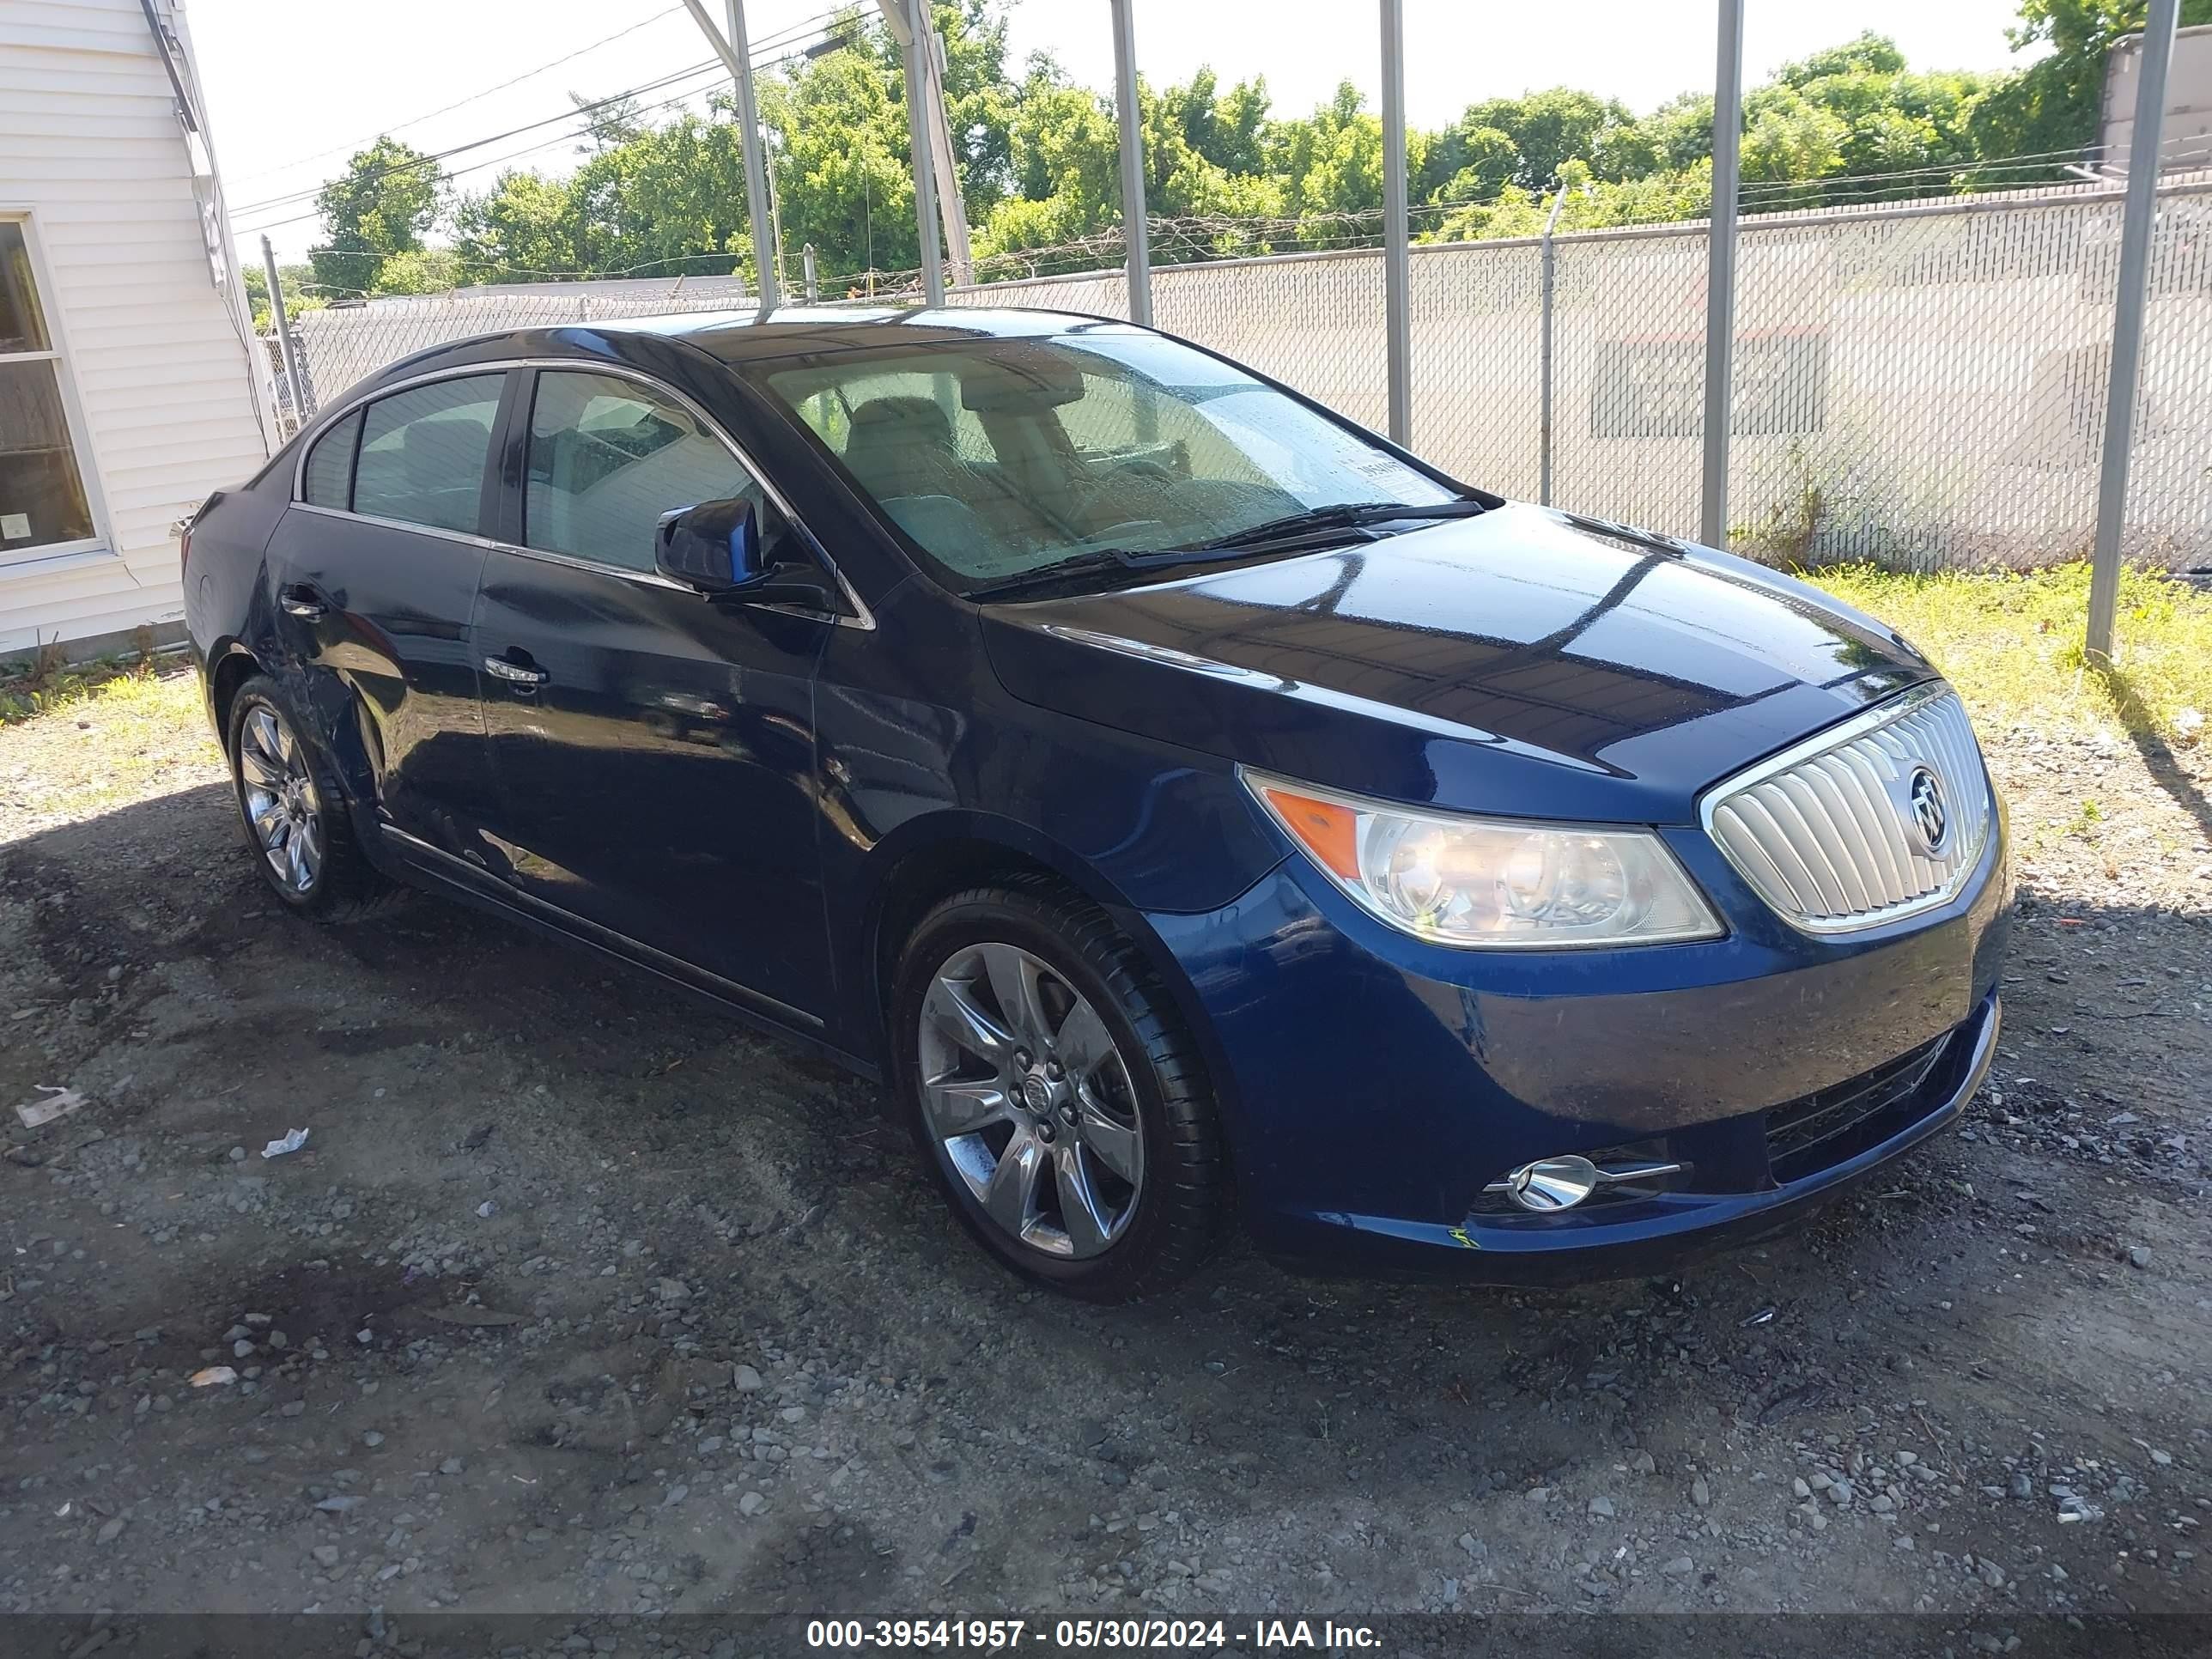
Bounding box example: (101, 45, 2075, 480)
(763, 23, 929, 284)
(572, 90, 648, 155)
(1424, 88, 1644, 197)
(369, 247, 466, 295)
(242, 261, 323, 331)
(453, 168, 588, 281)
(308, 136, 444, 295)
(1267, 82, 1394, 223)
(1750, 33, 1990, 204)
(349, 6, 2104, 298)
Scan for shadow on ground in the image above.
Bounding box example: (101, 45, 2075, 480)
(1, 775, 2207, 1620)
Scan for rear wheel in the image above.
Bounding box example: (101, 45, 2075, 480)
(224, 676, 396, 921)
(890, 881, 1225, 1301)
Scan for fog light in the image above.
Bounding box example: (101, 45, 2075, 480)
(1504, 1155, 1600, 1212)
(1481, 1152, 1688, 1214)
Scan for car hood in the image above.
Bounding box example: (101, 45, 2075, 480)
(979, 503, 1934, 823)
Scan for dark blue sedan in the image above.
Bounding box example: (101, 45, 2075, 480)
(183, 307, 2009, 1300)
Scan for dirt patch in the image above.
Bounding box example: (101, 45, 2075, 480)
(0, 675, 2208, 1621)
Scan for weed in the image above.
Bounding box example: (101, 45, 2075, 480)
(1810, 562, 2212, 744)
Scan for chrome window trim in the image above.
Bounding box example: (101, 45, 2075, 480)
(487, 539, 694, 595)
(292, 501, 505, 554)
(1696, 681, 1992, 937)
(288, 356, 875, 630)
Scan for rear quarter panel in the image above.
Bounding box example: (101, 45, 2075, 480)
(184, 481, 291, 726)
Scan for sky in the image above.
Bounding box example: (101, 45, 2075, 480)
(186, 0, 2044, 266)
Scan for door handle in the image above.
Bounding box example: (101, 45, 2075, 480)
(278, 583, 328, 621)
(483, 653, 549, 686)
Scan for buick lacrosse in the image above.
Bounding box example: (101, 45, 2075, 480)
(185, 307, 2008, 1300)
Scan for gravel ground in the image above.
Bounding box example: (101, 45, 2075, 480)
(1, 667, 2209, 1629)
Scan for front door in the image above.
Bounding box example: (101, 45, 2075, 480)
(471, 366, 836, 1020)
(265, 369, 512, 854)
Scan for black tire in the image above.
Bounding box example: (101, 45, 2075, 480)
(224, 675, 399, 923)
(890, 878, 1226, 1302)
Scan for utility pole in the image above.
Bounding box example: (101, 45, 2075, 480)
(259, 235, 306, 433)
(803, 243, 818, 301)
(1379, 0, 1410, 446)
(2087, 0, 2181, 661)
(1699, 0, 1744, 548)
(1109, 0, 1152, 326)
(679, 0, 779, 310)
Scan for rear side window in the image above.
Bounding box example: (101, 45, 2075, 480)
(525, 369, 763, 573)
(301, 410, 361, 509)
(351, 374, 504, 536)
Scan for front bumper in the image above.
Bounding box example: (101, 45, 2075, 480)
(1145, 796, 2011, 1284)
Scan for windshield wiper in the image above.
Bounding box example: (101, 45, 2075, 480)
(1187, 497, 1489, 553)
(963, 499, 1492, 601)
(965, 544, 1210, 600)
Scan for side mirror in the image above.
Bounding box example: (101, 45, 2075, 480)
(655, 497, 763, 594)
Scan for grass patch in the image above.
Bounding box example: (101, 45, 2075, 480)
(0, 663, 219, 836)
(1807, 562, 2212, 745)
(1, 632, 168, 726)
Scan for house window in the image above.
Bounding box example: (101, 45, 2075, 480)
(0, 218, 97, 561)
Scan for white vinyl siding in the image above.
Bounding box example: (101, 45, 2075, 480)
(0, 0, 269, 657)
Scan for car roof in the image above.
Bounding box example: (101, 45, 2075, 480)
(578, 305, 1128, 366)
(331, 306, 1142, 415)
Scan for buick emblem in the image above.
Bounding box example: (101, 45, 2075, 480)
(1906, 766, 1948, 855)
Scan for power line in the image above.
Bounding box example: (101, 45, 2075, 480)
(227, 58, 725, 221)
(240, 35, 848, 248)
(230, 13, 860, 228)
(235, 3, 854, 195)
(240, 27, 866, 252)
(228, 6, 691, 186)
(233, 71, 733, 241)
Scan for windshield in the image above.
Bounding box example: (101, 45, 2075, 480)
(757, 326, 1458, 590)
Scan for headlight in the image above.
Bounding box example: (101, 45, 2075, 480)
(1244, 770, 1723, 949)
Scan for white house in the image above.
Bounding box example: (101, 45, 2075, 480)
(0, 0, 270, 661)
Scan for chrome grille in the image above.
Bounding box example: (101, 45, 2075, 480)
(1702, 686, 1990, 933)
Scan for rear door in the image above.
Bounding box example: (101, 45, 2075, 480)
(266, 369, 513, 857)
(469, 364, 837, 1021)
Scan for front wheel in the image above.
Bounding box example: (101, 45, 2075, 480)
(890, 881, 1227, 1302)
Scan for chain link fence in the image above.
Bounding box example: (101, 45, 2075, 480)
(270, 180, 2212, 572)
(279, 278, 755, 416)
(956, 179, 2212, 572)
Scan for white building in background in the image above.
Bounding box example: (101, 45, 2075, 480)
(0, 0, 270, 661)
(2103, 23, 2212, 170)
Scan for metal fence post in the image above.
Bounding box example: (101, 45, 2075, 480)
(1538, 181, 1570, 506)
(2087, 0, 2181, 661)
(258, 234, 307, 431)
(1699, 0, 1744, 548)
(679, 0, 779, 311)
(1379, 0, 1411, 447)
(1109, 0, 1152, 326)
(902, 0, 945, 305)
(803, 243, 818, 301)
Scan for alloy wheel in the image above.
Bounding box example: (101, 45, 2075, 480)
(237, 704, 323, 896)
(915, 941, 1146, 1259)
